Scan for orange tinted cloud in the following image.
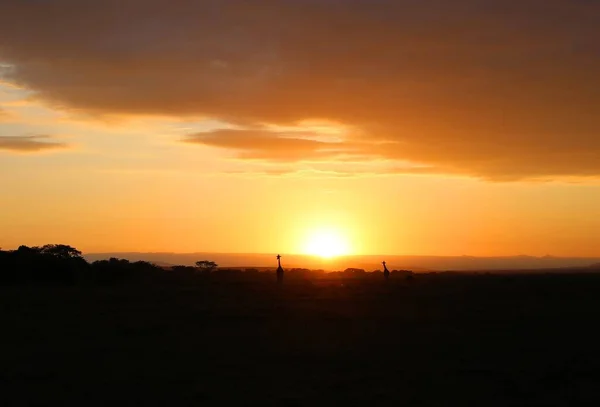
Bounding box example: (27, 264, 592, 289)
(0, 135, 69, 153)
(183, 129, 373, 162)
(0, 1, 598, 179)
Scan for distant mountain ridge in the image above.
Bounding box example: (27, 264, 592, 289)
(84, 252, 600, 272)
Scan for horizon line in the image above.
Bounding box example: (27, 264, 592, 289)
(81, 251, 600, 259)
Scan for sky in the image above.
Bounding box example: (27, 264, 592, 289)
(1, 0, 599, 257)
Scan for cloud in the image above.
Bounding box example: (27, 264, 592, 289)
(0, 1, 599, 179)
(0, 135, 70, 153)
(183, 129, 374, 162)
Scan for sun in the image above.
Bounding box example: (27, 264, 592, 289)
(304, 229, 350, 258)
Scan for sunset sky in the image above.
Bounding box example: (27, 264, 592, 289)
(1, 0, 599, 257)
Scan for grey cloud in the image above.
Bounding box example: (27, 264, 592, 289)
(0, 135, 70, 153)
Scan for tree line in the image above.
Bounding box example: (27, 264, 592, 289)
(0, 244, 414, 285)
(0, 244, 227, 285)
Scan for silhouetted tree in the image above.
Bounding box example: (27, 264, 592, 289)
(38, 244, 82, 260)
(90, 258, 163, 284)
(214, 268, 243, 278)
(171, 265, 196, 273)
(344, 268, 366, 277)
(195, 260, 218, 273)
(0, 244, 88, 284)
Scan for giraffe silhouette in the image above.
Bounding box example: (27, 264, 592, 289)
(276, 254, 284, 284)
(383, 261, 390, 281)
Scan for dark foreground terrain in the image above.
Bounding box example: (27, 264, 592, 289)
(2, 273, 600, 406)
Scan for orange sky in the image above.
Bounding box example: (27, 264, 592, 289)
(1, 1, 599, 256)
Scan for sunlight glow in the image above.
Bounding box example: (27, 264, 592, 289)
(303, 229, 350, 258)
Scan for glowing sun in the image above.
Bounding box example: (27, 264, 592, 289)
(304, 229, 350, 258)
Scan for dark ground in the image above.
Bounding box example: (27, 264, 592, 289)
(2, 273, 600, 406)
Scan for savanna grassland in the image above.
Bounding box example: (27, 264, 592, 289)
(2, 270, 600, 406)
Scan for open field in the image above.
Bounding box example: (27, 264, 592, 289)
(2, 273, 600, 406)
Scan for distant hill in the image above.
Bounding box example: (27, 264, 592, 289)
(83, 252, 600, 272)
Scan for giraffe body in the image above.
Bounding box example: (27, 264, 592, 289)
(383, 261, 390, 280)
(276, 254, 284, 284)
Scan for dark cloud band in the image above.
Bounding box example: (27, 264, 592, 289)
(1, 1, 598, 179)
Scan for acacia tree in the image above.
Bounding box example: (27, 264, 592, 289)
(37, 244, 82, 260)
(195, 260, 218, 272)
